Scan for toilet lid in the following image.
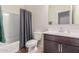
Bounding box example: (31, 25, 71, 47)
(26, 40, 38, 47)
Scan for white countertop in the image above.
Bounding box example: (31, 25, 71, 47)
(43, 31, 79, 39)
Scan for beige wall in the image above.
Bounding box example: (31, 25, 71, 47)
(2, 5, 25, 14)
(73, 6, 79, 24)
(24, 5, 48, 32)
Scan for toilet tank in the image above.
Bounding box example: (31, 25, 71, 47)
(33, 32, 43, 40)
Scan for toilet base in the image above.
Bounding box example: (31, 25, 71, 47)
(28, 46, 38, 53)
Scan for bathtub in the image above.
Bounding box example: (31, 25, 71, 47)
(0, 41, 19, 53)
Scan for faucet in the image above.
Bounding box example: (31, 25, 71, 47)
(66, 29, 70, 33)
(59, 27, 64, 33)
(59, 27, 70, 34)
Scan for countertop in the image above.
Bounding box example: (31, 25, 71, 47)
(43, 31, 79, 39)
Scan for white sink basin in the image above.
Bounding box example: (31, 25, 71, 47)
(44, 31, 70, 35)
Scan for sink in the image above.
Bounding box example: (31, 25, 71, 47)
(44, 30, 79, 38)
(44, 30, 70, 36)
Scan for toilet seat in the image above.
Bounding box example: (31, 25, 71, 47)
(26, 40, 38, 48)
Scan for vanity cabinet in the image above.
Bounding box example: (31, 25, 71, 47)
(44, 34, 60, 53)
(44, 34, 79, 53)
(44, 40, 59, 53)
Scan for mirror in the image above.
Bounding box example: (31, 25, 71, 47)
(48, 5, 73, 25)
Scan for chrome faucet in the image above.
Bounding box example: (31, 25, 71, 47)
(59, 27, 70, 34)
(66, 29, 70, 33)
(59, 27, 64, 33)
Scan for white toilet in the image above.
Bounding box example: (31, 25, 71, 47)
(26, 32, 43, 53)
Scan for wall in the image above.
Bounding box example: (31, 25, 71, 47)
(24, 5, 48, 32)
(49, 24, 79, 34)
(2, 5, 24, 14)
(73, 5, 79, 24)
(48, 5, 71, 24)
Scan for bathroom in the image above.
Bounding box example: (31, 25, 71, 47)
(0, 5, 79, 53)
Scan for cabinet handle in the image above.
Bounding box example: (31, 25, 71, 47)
(58, 44, 61, 52)
(60, 44, 62, 53)
(58, 44, 62, 53)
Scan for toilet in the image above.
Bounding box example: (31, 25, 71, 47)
(26, 32, 43, 53)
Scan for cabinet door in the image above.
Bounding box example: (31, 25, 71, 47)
(62, 44, 79, 53)
(44, 40, 59, 53)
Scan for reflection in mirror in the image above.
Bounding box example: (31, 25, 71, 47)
(48, 5, 72, 25)
(58, 11, 70, 24)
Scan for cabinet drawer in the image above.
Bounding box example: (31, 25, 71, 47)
(69, 38, 79, 47)
(57, 36, 79, 47)
(56, 36, 72, 44)
(44, 40, 59, 53)
(44, 34, 79, 47)
(44, 34, 72, 43)
(44, 34, 56, 41)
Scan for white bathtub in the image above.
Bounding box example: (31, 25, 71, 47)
(0, 41, 19, 53)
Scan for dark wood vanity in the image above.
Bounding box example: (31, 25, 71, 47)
(44, 34, 79, 53)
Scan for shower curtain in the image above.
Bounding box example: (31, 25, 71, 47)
(0, 6, 5, 43)
(20, 9, 33, 49)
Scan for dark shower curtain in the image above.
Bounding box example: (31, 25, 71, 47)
(20, 9, 33, 49)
